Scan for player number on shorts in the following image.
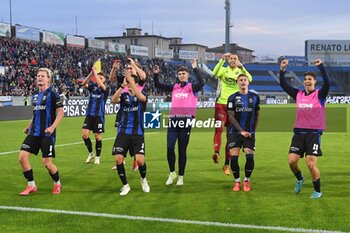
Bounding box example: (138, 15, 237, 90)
(312, 144, 319, 151)
(48, 145, 53, 156)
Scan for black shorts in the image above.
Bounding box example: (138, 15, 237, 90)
(289, 133, 322, 157)
(227, 133, 256, 151)
(82, 115, 105, 133)
(112, 134, 145, 157)
(20, 135, 56, 158)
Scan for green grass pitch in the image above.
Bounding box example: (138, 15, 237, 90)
(0, 105, 349, 233)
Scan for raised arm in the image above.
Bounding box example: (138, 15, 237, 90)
(128, 58, 146, 81)
(212, 53, 230, 78)
(81, 71, 93, 87)
(314, 59, 330, 99)
(190, 59, 204, 92)
(279, 59, 298, 100)
(92, 67, 107, 91)
(111, 78, 127, 104)
(109, 60, 121, 82)
(152, 65, 174, 92)
(125, 71, 147, 102)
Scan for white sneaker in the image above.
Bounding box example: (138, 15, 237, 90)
(94, 157, 100, 165)
(120, 184, 130, 196)
(141, 178, 150, 193)
(176, 176, 184, 186)
(165, 172, 177, 185)
(85, 152, 95, 163)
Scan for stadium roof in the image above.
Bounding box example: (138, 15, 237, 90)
(95, 34, 170, 40)
(169, 43, 208, 48)
(207, 43, 254, 53)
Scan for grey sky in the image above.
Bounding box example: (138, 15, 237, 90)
(1, 0, 349, 57)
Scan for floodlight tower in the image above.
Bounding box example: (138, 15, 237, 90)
(224, 0, 231, 53)
(9, 0, 12, 26)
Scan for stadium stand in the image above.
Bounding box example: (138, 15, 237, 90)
(0, 36, 347, 99)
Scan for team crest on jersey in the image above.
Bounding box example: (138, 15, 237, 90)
(249, 98, 253, 103)
(42, 95, 47, 102)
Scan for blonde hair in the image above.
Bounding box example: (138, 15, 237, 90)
(37, 68, 53, 84)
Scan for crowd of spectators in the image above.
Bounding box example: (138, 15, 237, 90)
(0, 37, 215, 99)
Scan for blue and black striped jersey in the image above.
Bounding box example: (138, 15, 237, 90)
(86, 83, 109, 117)
(30, 87, 63, 137)
(117, 91, 147, 135)
(227, 91, 260, 134)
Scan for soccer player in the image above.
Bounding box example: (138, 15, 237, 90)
(110, 58, 146, 171)
(18, 68, 64, 196)
(212, 53, 252, 176)
(109, 57, 146, 83)
(153, 59, 204, 186)
(280, 59, 329, 199)
(227, 74, 260, 192)
(82, 67, 109, 165)
(111, 68, 150, 196)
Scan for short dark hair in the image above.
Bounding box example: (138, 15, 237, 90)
(230, 52, 241, 60)
(237, 73, 249, 81)
(177, 66, 189, 73)
(304, 72, 316, 79)
(97, 72, 106, 77)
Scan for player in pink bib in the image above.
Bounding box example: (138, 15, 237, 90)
(153, 59, 204, 186)
(280, 59, 330, 199)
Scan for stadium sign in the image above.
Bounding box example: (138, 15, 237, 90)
(43, 31, 64, 46)
(179, 50, 198, 60)
(15, 24, 40, 42)
(66, 35, 85, 48)
(0, 22, 11, 37)
(197, 101, 215, 108)
(62, 98, 119, 117)
(155, 48, 174, 59)
(108, 42, 126, 53)
(266, 98, 288, 105)
(130, 45, 149, 56)
(88, 39, 105, 50)
(282, 56, 306, 66)
(204, 52, 215, 61)
(326, 96, 350, 104)
(0, 96, 12, 102)
(305, 40, 350, 67)
(0, 96, 12, 106)
(147, 96, 166, 103)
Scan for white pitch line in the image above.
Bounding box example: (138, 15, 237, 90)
(0, 132, 158, 155)
(0, 206, 347, 233)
